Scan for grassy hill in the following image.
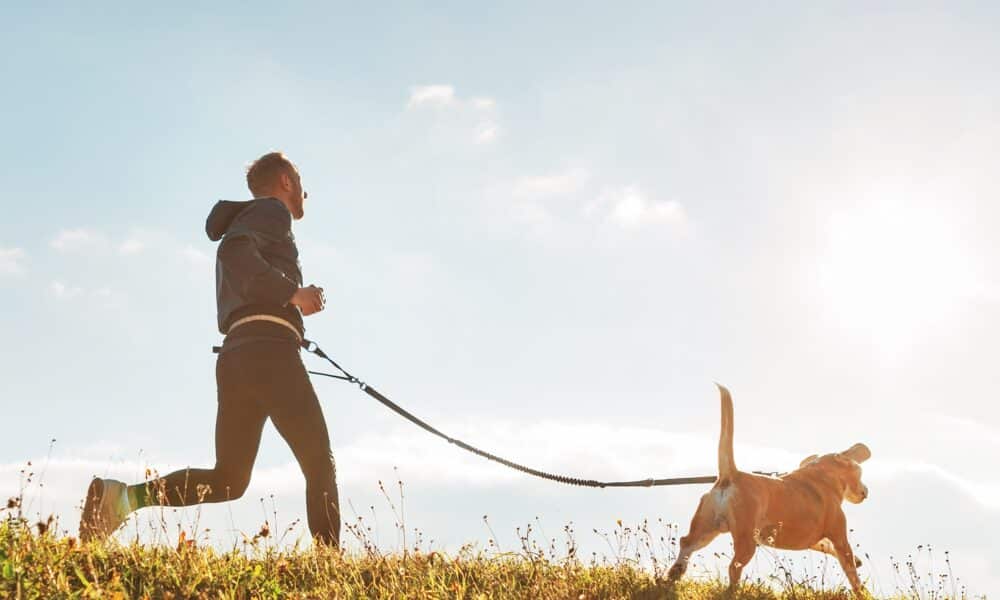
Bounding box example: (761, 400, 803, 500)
(1, 507, 973, 600)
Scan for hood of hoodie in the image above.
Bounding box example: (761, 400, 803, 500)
(205, 200, 255, 241)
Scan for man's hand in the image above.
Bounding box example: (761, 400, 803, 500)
(289, 285, 326, 316)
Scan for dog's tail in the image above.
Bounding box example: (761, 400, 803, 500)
(716, 383, 737, 483)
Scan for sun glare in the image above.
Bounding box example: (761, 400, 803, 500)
(813, 193, 980, 356)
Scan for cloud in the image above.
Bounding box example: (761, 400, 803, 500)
(0, 247, 26, 275)
(919, 412, 1000, 447)
(181, 245, 212, 267)
(209, 420, 1000, 507)
(514, 168, 590, 198)
(501, 176, 692, 243)
(475, 122, 500, 145)
(470, 97, 496, 109)
(407, 85, 497, 112)
(48, 280, 83, 299)
(407, 85, 500, 145)
(866, 459, 1000, 511)
(91, 286, 126, 308)
(4, 426, 998, 593)
(118, 238, 146, 255)
(7, 422, 999, 507)
(407, 85, 457, 109)
(585, 186, 692, 234)
(53, 227, 181, 257)
(49, 226, 212, 270)
(48, 280, 125, 307)
(50, 228, 107, 252)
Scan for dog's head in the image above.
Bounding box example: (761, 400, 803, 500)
(798, 443, 872, 504)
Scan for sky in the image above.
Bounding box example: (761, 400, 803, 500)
(2, 2, 999, 595)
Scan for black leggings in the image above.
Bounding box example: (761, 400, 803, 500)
(142, 324, 340, 546)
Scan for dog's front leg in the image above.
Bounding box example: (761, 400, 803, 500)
(828, 530, 865, 597)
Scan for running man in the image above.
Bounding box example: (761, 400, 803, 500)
(79, 152, 341, 547)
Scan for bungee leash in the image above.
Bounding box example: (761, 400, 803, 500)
(301, 339, 779, 488)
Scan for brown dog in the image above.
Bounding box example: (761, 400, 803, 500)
(666, 385, 871, 596)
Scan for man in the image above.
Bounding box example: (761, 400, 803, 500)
(79, 152, 340, 547)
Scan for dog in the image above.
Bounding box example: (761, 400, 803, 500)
(666, 385, 871, 597)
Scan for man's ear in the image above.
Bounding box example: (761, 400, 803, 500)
(799, 454, 819, 467)
(841, 443, 871, 463)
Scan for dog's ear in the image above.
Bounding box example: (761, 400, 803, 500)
(799, 454, 819, 467)
(840, 443, 871, 464)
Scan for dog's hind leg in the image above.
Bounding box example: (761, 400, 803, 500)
(667, 495, 720, 583)
(728, 532, 757, 592)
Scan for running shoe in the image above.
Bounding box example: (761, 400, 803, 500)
(79, 477, 130, 542)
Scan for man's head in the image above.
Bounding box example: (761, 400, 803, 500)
(246, 151, 308, 219)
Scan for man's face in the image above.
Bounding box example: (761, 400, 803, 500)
(287, 168, 307, 220)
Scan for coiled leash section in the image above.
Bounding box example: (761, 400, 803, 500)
(301, 339, 774, 488)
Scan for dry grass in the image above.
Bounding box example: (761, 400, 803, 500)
(0, 464, 981, 599)
(0, 514, 863, 599)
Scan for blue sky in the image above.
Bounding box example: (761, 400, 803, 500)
(2, 2, 999, 594)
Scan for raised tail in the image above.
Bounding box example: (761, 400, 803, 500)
(716, 383, 737, 482)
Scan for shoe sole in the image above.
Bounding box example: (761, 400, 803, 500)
(79, 477, 105, 542)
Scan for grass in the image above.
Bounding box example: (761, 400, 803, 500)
(0, 462, 983, 599)
(0, 514, 869, 600)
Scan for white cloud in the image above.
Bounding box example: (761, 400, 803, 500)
(229, 420, 1000, 508)
(513, 202, 554, 229)
(475, 122, 500, 145)
(470, 97, 496, 109)
(7, 422, 998, 505)
(514, 168, 590, 198)
(181, 245, 212, 267)
(502, 178, 691, 242)
(865, 460, 1000, 511)
(53, 228, 176, 257)
(919, 412, 1000, 447)
(407, 85, 457, 109)
(50, 228, 106, 252)
(586, 186, 692, 234)
(47, 280, 124, 306)
(407, 85, 500, 145)
(407, 85, 497, 112)
(48, 280, 82, 299)
(91, 286, 126, 308)
(4, 427, 998, 594)
(118, 238, 146, 255)
(0, 247, 26, 275)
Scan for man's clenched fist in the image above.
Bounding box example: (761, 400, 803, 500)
(290, 284, 325, 316)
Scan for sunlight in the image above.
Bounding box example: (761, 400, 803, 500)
(813, 189, 980, 356)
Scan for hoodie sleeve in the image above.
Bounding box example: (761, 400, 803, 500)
(217, 201, 299, 306)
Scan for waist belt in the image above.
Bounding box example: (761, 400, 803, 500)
(228, 314, 302, 341)
(212, 314, 304, 354)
